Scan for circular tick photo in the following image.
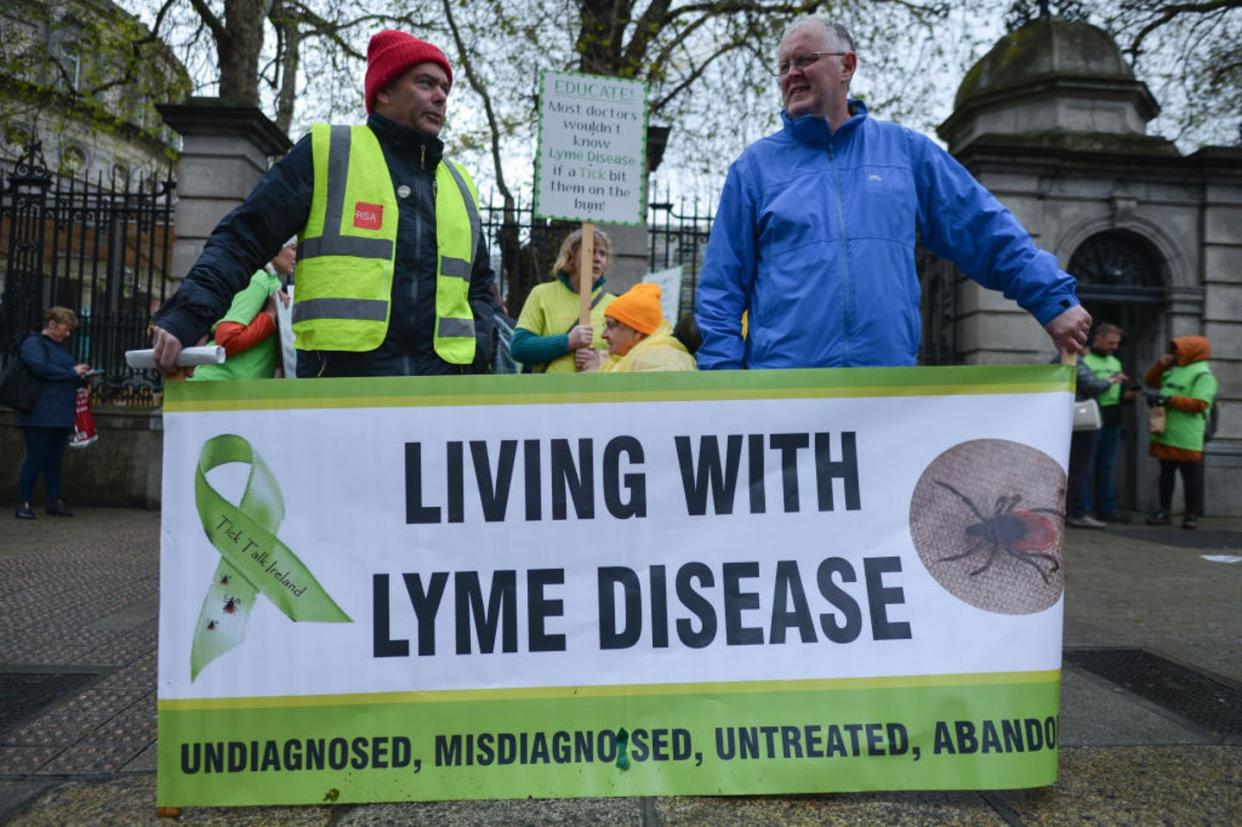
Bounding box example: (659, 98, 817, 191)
(908, 439, 1066, 614)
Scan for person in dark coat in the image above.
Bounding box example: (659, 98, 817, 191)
(1065, 356, 1115, 529)
(14, 307, 90, 519)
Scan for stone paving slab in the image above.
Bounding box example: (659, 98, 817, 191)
(0, 780, 57, 825)
(3, 774, 333, 826)
(994, 745, 1241, 825)
(651, 791, 1001, 825)
(1056, 668, 1213, 747)
(0, 748, 60, 777)
(37, 742, 149, 776)
(1060, 521, 1242, 683)
(0, 509, 160, 784)
(332, 796, 648, 826)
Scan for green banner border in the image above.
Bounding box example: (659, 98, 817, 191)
(158, 676, 1061, 806)
(165, 364, 1075, 413)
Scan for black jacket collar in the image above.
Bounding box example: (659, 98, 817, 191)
(368, 113, 444, 169)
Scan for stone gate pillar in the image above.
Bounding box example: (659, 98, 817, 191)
(156, 99, 292, 281)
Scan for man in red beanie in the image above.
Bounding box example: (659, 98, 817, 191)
(152, 30, 495, 379)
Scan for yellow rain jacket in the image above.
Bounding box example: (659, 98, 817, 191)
(599, 321, 697, 373)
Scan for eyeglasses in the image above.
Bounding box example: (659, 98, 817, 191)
(775, 52, 848, 77)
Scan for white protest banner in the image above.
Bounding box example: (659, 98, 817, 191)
(157, 365, 1073, 806)
(642, 266, 683, 323)
(534, 71, 647, 224)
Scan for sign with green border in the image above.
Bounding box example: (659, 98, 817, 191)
(157, 365, 1074, 806)
(534, 70, 648, 225)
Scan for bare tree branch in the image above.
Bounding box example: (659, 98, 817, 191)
(1127, 0, 1242, 56)
(441, 0, 513, 206)
(186, 0, 228, 45)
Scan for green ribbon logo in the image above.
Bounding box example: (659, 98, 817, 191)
(191, 434, 351, 680)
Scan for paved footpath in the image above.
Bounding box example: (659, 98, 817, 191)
(1, 509, 1239, 825)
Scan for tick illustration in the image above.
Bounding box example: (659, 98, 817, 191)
(206, 620, 217, 631)
(934, 480, 1063, 583)
(223, 596, 240, 614)
(219, 575, 230, 586)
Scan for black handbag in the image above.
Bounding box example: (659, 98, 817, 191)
(0, 349, 42, 413)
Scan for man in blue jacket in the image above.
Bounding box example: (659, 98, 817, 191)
(151, 30, 494, 378)
(695, 16, 1091, 369)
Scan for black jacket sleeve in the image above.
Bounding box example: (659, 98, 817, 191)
(153, 136, 314, 347)
(468, 234, 497, 371)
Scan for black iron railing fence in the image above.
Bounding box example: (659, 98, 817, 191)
(648, 195, 714, 320)
(471, 190, 715, 324)
(1, 143, 175, 406)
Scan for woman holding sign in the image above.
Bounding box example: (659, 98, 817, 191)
(511, 229, 615, 373)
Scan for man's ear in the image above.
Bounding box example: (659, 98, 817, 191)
(840, 52, 858, 84)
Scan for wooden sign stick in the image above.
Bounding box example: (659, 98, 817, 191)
(578, 222, 595, 326)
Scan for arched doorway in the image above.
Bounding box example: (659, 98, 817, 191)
(1067, 229, 1167, 512)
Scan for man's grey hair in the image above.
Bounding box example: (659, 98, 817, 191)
(781, 16, 856, 53)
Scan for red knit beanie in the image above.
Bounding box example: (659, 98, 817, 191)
(364, 30, 453, 114)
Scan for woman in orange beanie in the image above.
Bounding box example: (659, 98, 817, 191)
(581, 283, 696, 373)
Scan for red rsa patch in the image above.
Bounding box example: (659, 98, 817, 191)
(353, 202, 383, 230)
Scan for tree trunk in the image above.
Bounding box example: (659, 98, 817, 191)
(575, 0, 630, 74)
(274, 18, 301, 134)
(216, 0, 269, 105)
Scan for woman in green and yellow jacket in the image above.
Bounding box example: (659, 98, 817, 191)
(510, 229, 615, 373)
(1144, 336, 1217, 529)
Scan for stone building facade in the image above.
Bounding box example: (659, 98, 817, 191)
(925, 17, 1241, 515)
(0, 0, 189, 182)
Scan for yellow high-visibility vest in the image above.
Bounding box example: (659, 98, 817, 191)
(292, 123, 479, 363)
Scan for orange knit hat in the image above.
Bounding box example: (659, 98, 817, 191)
(606, 283, 663, 335)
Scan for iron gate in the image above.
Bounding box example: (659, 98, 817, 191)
(0, 140, 175, 406)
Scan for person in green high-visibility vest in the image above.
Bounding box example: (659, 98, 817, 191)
(1144, 336, 1217, 530)
(189, 238, 296, 381)
(150, 30, 496, 379)
(1082, 323, 1135, 523)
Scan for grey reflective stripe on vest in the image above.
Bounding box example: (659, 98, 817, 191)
(438, 317, 476, 338)
(299, 125, 394, 262)
(301, 234, 394, 259)
(439, 160, 480, 281)
(440, 258, 472, 279)
(293, 297, 388, 324)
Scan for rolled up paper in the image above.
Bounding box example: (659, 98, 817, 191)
(124, 345, 225, 369)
